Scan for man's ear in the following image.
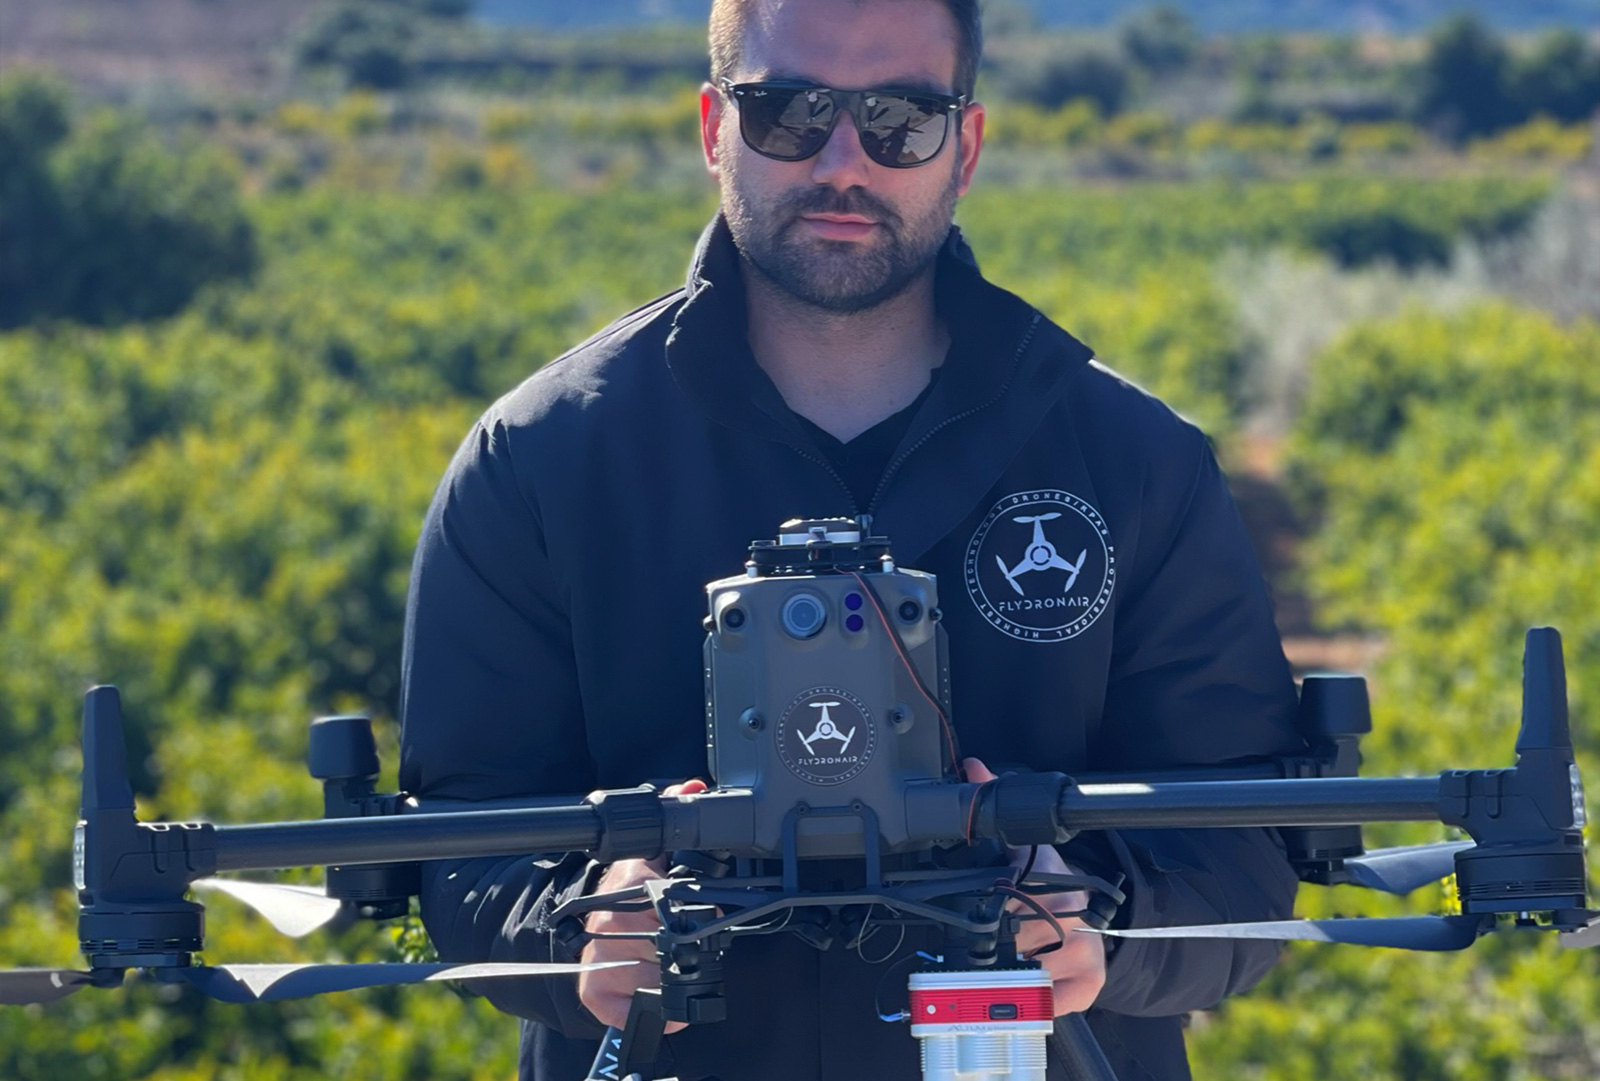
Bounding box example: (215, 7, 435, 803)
(700, 82, 725, 179)
(955, 101, 985, 197)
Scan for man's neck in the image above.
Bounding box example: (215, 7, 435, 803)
(744, 266, 948, 444)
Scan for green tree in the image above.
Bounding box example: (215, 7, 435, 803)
(987, 47, 1131, 113)
(0, 71, 71, 328)
(0, 73, 256, 329)
(1412, 13, 1513, 142)
(1506, 28, 1600, 125)
(1120, 4, 1201, 76)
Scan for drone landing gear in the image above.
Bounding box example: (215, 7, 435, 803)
(586, 991, 665, 1081)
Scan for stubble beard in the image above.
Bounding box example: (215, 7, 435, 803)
(721, 157, 961, 315)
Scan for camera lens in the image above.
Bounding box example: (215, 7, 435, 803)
(780, 592, 827, 639)
(898, 600, 922, 623)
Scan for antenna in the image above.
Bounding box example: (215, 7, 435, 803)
(1517, 626, 1570, 757)
(81, 686, 135, 815)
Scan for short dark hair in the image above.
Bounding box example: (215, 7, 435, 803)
(708, 0, 983, 98)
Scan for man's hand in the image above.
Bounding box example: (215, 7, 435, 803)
(576, 778, 708, 1033)
(965, 757, 1106, 1016)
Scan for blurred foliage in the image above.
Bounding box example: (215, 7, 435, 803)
(984, 43, 1133, 114)
(0, 71, 257, 330)
(1413, 15, 1600, 143)
(290, 0, 475, 90)
(1119, 5, 1202, 77)
(0, 55, 1594, 1079)
(1205, 303, 1600, 1078)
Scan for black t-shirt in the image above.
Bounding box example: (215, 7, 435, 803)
(791, 368, 942, 511)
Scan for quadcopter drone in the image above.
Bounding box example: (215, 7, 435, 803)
(3, 518, 1593, 1081)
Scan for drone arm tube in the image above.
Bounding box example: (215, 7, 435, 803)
(399, 414, 603, 1036)
(1075, 437, 1306, 1017)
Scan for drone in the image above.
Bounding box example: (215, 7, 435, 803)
(3, 518, 1593, 1081)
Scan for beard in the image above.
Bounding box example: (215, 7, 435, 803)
(721, 158, 960, 315)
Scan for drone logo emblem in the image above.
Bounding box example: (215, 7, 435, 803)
(798, 701, 855, 756)
(994, 513, 1088, 596)
(777, 687, 876, 785)
(965, 489, 1115, 642)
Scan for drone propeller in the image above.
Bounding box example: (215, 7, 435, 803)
(0, 960, 631, 1007)
(1342, 841, 1472, 895)
(1087, 914, 1489, 952)
(191, 878, 344, 938)
(1557, 912, 1600, 950)
(174, 960, 634, 1003)
(0, 967, 121, 1006)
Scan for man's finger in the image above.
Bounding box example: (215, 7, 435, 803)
(963, 757, 997, 783)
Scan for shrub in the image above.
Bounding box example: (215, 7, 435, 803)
(0, 74, 257, 329)
(987, 47, 1131, 114)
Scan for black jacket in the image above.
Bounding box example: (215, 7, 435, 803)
(398, 215, 1305, 1081)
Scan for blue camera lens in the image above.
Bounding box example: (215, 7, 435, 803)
(781, 593, 827, 639)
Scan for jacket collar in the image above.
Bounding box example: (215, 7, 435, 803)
(665, 211, 1092, 450)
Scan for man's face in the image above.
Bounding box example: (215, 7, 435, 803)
(701, 0, 985, 313)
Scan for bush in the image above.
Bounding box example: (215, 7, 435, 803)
(0, 71, 72, 328)
(1301, 206, 1452, 270)
(1120, 4, 1201, 76)
(1506, 28, 1600, 126)
(987, 47, 1131, 114)
(292, 1, 420, 90)
(0, 73, 257, 329)
(1412, 13, 1515, 142)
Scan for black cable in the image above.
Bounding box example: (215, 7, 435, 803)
(995, 884, 1068, 959)
(1018, 844, 1039, 885)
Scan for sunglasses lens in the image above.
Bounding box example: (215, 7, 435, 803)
(856, 94, 950, 167)
(740, 87, 835, 161)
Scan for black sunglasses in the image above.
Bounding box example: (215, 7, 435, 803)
(719, 78, 967, 168)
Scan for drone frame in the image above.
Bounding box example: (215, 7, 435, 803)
(8, 627, 1593, 1081)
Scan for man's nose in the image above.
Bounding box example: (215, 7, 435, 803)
(810, 111, 874, 188)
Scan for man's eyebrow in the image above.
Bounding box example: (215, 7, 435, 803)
(756, 68, 953, 96)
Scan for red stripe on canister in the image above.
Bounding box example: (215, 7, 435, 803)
(908, 984, 1053, 1025)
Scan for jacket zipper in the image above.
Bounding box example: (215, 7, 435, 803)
(865, 311, 1043, 515)
(783, 442, 861, 517)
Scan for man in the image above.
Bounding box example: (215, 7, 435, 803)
(399, 1, 1305, 1078)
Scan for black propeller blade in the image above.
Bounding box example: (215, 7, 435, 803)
(191, 878, 343, 938)
(0, 968, 120, 1005)
(1086, 914, 1487, 952)
(175, 960, 636, 1003)
(1343, 841, 1472, 895)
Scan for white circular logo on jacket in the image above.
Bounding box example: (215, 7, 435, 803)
(964, 490, 1115, 642)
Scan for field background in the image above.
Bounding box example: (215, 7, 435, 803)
(2, 1, 1598, 1078)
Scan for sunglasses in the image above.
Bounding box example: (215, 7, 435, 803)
(719, 78, 967, 168)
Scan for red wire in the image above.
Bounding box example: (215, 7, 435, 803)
(847, 571, 963, 781)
